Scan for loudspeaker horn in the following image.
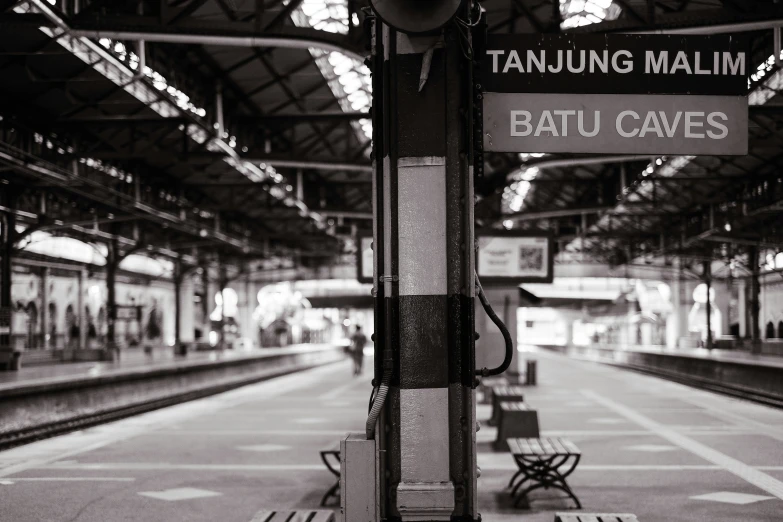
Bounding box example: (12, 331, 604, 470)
(370, 0, 463, 34)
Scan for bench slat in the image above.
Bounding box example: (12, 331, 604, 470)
(508, 437, 581, 457)
(555, 514, 638, 522)
(310, 510, 336, 522)
(549, 437, 566, 454)
(527, 439, 544, 455)
(561, 438, 581, 455)
(249, 511, 273, 522)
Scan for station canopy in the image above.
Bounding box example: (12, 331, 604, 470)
(0, 1, 780, 278)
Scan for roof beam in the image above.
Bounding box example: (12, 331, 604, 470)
(569, 5, 783, 34)
(240, 111, 369, 124)
(49, 15, 364, 60)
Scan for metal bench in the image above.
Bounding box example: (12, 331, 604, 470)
(508, 437, 582, 509)
(478, 376, 508, 404)
(555, 514, 638, 522)
(319, 444, 341, 506)
(250, 510, 335, 522)
(489, 385, 525, 426)
(493, 402, 539, 451)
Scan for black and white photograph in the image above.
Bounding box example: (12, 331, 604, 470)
(0, 1, 781, 521)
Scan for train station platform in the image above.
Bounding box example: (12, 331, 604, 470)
(0, 344, 345, 448)
(0, 350, 781, 521)
(0, 345, 339, 392)
(540, 344, 783, 409)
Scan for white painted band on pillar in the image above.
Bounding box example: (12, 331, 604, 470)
(397, 156, 447, 297)
(399, 387, 451, 483)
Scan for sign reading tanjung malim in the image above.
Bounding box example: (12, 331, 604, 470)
(481, 34, 748, 156)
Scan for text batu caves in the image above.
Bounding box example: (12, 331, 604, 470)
(486, 49, 746, 76)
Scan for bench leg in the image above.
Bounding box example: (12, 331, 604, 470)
(510, 455, 582, 510)
(320, 481, 340, 507)
(507, 469, 523, 489)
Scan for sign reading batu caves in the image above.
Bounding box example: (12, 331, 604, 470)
(481, 34, 748, 155)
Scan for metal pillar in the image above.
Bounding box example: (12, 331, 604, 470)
(749, 246, 761, 354)
(40, 266, 48, 349)
(0, 187, 15, 357)
(174, 258, 182, 354)
(78, 268, 86, 350)
(200, 263, 210, 343)
(373, 15, 477, 522)
(704, 260, 712, 350)
(106, 236, 118, 355)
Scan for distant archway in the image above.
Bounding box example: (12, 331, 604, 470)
(766, 321, 775, 339)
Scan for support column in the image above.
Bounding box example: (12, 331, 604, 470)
(749, 247, 761, 354)
(0, 189, 15, 360)
(174, 258, 182, 354)
(666, 258, 689, 349)
(704, 260, 713, 350)
(376, 19, 476, 522)
(179, 271, 195, 345)
(242, 270, 253, 344)
(40, 266, 48, 349)
(200, 263, 210, 344)
(737, 280, 747, 338)
(78, 268, 86, 350)
(105, 236, 118, 357)
(715, 274, 732, 336)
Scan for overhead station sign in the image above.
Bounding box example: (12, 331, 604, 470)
(481, 34, 748, 156)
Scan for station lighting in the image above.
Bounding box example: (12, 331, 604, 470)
(292, 1, 372, 141)
(560, 0, 620, 29)
(503, 167, 540, 213)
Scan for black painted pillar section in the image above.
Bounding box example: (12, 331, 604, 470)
(106, 236, 118, 353)
(704, 260, 712, 350)
(749, 246, 761, 354)
(0, 187, 16, 354)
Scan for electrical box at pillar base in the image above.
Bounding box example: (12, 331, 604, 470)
(341, 433, 378, 522)
(480, 34, 749, 156)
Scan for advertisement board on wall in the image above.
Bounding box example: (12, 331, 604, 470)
(356, 234, 373, 284)
(477, 232, 553, 284)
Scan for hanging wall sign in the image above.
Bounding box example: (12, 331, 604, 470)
(477, 231, 553, 284)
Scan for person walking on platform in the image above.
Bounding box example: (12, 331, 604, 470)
(350, 325, 367, 376)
